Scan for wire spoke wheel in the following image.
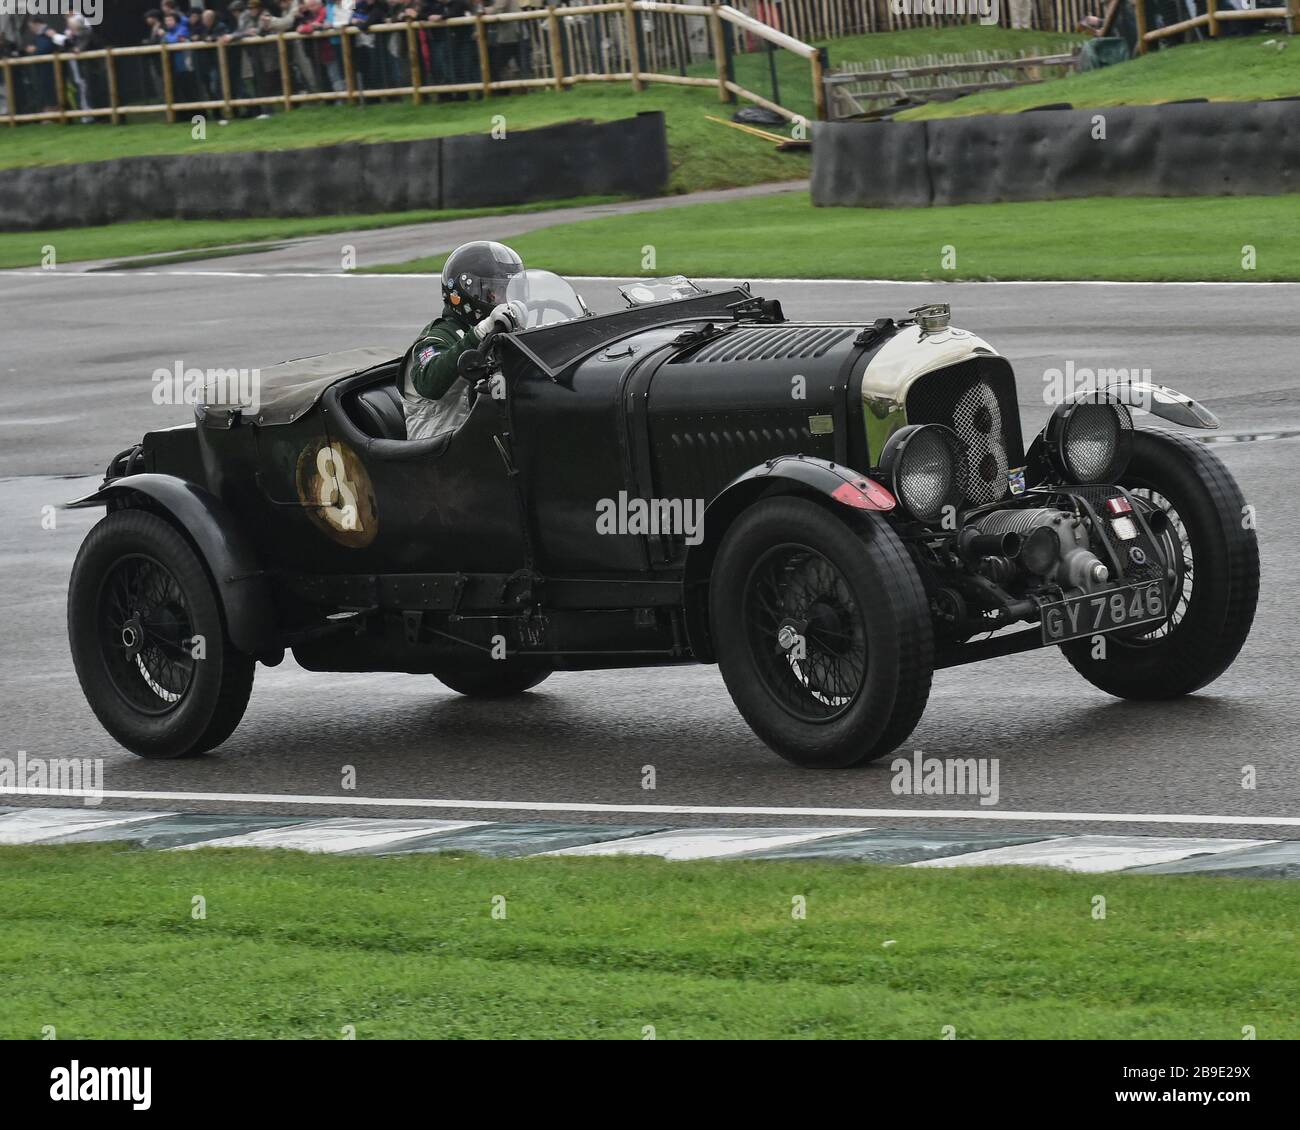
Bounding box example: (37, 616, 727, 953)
(1129, 486, 1194, 641)
(709, 497, 933, 768)
(1060, 430, 1258, 701)
(70, 510, 256, 758)
(95, 553, 196, 716)
(742, 544, 868, 723)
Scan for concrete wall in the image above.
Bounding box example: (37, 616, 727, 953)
(0, 112, 670, 232)
(812, 101, 1300, 208)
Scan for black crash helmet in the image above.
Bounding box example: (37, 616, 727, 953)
(441, 241, 524, 321)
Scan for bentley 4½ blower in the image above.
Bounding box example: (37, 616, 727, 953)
(67, 275, 1259, 768)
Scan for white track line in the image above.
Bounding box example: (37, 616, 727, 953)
(5, 270, 1300, 286)
(583, 276, 1300, 289)
(4, 787, 1300, 828)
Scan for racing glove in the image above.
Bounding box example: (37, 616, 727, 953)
(475, 300, 528, 339)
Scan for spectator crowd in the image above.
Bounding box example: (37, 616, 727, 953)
(1, 11, 103, 117)
(6, 0, 1282, 122)
(2, 1, 538, 118)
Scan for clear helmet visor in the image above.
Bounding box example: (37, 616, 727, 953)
(442, 241, 524, 317)
(455, 272, 518, 315)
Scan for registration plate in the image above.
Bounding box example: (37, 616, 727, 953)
(1040, 581, 1167, 644)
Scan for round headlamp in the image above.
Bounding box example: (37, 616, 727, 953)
(879, 424, 966, 524)
(1046, 398, 1133, 484)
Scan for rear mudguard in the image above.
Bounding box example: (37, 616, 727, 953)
(682, 454, 895, 662)
(67, 473, 278, 659)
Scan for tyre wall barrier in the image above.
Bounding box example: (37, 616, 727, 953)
(0, 112, 669, 232)
(811, 101, 1300, 208)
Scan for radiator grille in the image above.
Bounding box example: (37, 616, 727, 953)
(905, 358, 1024, 506)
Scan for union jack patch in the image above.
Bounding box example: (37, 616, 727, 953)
(417, 345, 439, 367)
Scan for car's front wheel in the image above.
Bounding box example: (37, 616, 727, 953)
(68, 509, 255, 758)
(710, 496, 933, 768)
(1061, 429, 1259, 698)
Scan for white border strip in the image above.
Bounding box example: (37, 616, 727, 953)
(4, 787, 1300, 828)
(0, 807, 173, 844)
(909, 835, 1274, 872)
(171, 817, 486, 854)
(547, 827, 865, 860)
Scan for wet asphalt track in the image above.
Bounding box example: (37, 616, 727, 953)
(1, 261, 1298, 838)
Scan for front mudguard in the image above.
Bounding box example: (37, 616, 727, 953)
(67, 473, 278, 660)
(1027, 381, 1220, 484)
(682, 454, 896, 662)
(1072, 381, 1220, 429)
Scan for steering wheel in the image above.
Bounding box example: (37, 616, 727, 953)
(523, 299, 583, 328)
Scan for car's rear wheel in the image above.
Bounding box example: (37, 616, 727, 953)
(433, 663, 551, 698)
(1061, 429, 1258, 698)
(710, 496, 933, 768)
(68, 509, 255, 758)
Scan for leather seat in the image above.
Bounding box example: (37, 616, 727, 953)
(350, 384, 406, 440)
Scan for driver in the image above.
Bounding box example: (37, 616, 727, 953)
(402, 241, 528, 442)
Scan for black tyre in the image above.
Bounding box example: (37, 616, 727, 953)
(68, 509, 255, 758)
(433, 663, 551, 698)
(1061, 429, 1259, 698)
(710, 496, 933, 768)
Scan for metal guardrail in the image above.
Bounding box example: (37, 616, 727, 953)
(0, 2, 823, 128)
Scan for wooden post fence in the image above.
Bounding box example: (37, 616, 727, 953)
(341, 28, 358, 105)
(624, 2, 645, 92)
(160, 44, 176, 122)
(710, 6, 733, 104)
(1135, 0, 1289, 50)
(0, 6, 838, 127)
(547, 7, 566, 92)
(276, 35, 293, 112)
(475, 16, 492, 99)
(407, 22, 423, 105)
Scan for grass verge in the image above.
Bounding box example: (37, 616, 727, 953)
(901, 35, 1300, 120)
(0, 197, 618, 271)
(362, 190, 1300, 282)
(0, 85, 806, 193)
(2, 843, 1297, 1039)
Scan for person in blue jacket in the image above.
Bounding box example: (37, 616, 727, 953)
(162, 12, 200, 103)
(23, 17, 59, 113)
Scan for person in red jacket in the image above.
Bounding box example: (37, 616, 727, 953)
(293, 0, 329, 90)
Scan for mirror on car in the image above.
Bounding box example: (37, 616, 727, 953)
(458, 348, 486, 377)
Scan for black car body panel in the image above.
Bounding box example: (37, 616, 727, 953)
(68, 278, 1259, 767)
(68, 281, 1230, 695)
